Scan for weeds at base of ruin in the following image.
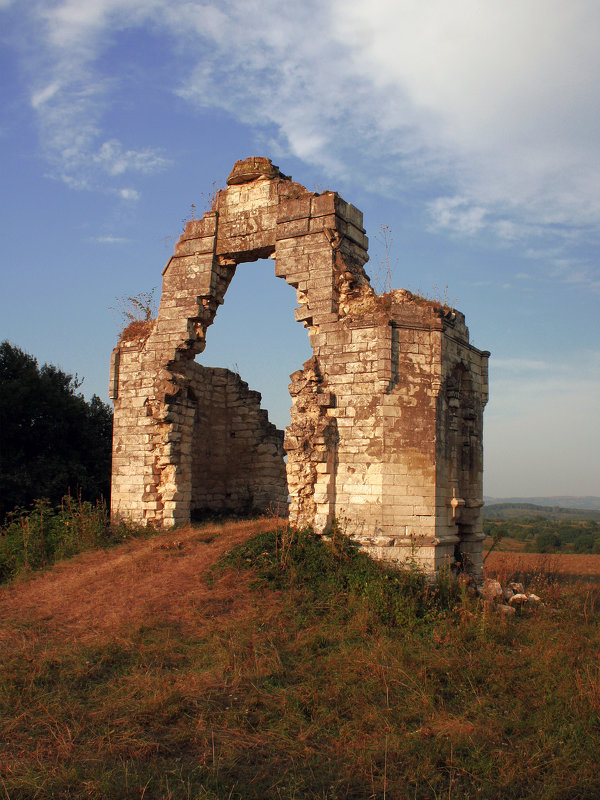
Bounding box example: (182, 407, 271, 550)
(219, 523, 465, 628)
(0, 494, 153, 584)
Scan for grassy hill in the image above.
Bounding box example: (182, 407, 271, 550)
(2, 519, 600, 799)
(484, 503, 600, 521)
(485, 496, 600, 512)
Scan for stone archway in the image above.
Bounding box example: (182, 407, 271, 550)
(109, 157, 490, 573)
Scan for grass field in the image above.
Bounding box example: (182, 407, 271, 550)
(485, 550, 600, 581)
(1, 519, 600, 799)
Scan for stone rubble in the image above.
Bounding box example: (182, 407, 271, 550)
(478, 578, 544, 615)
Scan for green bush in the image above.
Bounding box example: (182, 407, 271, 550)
(220, 522, 462, 628)
(573, 532, 599, 553)
(0, 494, 150, 583)
(531, 531, 562, 553)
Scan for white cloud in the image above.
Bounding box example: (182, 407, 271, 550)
(19, 0, 169, 191)
(40, 0, 155, 51)
(117, 188, 140, 201)
(11, 0, 600, 271)
(91, 235, 131, 244)
(30, 81, 62, 108)
(169, 0, 600, 252)
(94, 141, 167, 177)
(428, 196, 487, 236)
(542, 257, 600, 293)
(334, 1, 600, 224)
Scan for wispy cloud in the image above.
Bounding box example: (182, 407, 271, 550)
(176, 0, 600, 259)
(93, 141, 167, 177)
(29, 78, 168, 189)
(117, 188, 140, 202)
(16, 0, 169, 191)
(7, 0, 600, 269)
(90, 235, 131, 244)
(427, 196, 487, 236)
(30, 81, 61, 108)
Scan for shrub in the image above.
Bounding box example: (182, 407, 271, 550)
(530, 530, 562, 553)
(220, 523, 462, 628)
(0, 494, 150, 583)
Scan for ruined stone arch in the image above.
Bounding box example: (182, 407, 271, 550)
(110, 157, 490, 573)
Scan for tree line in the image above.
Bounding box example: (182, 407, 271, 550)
(0, 341, 112, 522)
(483, 517, 600, 554)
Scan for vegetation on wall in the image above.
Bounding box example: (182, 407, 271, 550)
(111, 289, 156, 342)
(0, 341, 112, 522)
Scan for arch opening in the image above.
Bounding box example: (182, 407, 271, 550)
(188, 258, 312, 519)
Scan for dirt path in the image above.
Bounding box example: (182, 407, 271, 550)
(0, 518, 278, 646)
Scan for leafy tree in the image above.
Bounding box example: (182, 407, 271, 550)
(0, 342, 112, 521)
(557, 523, 580, 544)
(573, 533, 598, 553)
(534, 530, 562, 553)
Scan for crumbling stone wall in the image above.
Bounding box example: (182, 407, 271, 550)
(110, 156, 489, 573)
(189, 364, 287, 516)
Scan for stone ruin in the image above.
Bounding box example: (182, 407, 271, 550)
(110, 157, 489, 573)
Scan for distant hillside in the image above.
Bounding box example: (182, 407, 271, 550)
(484, 502, 600, 521)
(484, 496, 600, 511)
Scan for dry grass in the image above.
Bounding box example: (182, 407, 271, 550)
(2, 520, 600, 799)
(112, 290, 156, 343)
(485, 550, 600, 576)
(119, 318, 156, 343)
(0, 518, 273, 644)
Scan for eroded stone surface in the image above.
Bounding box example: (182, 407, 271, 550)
(110, 157, 489, 573)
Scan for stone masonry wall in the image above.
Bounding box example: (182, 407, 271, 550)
(189, 364, 287, 516)
(110, 156, 489, 573)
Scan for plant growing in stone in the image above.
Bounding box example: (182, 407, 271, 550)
(373, 224, 394, 294)
(111, 288, 157, 342)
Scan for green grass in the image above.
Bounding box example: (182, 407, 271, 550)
(219, 524, 463, 628)
(1, 521, 600, 798)
(0, 494, 151, 583)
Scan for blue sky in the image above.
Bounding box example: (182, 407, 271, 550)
(1, 0, 599, 497)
